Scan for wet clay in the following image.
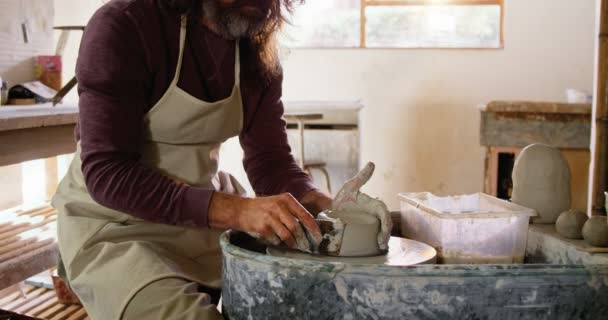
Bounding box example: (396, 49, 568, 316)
(582, 216, 608, 247)
(555, 209, 588, 239)
(511, 144, 571, 224)
(319, 210, 381, 257)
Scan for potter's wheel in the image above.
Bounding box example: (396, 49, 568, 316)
(267, 236, 437, 266)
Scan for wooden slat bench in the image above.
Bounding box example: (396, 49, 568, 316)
(0, 284, 88, 320)
(0, 206, 59, 290)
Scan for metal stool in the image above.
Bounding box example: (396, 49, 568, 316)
(284, 113, 332, 193)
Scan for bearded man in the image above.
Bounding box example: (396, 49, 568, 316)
(51, 0, 332, 318)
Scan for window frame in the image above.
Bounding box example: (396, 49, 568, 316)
(287, 0, 505, 49)
(360, 0, 504, 49)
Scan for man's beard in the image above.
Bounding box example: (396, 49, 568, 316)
(202, 0, 272, 39)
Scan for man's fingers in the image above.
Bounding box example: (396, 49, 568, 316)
(268, 216, 297, 249)
(350, 162, 375, 191)
(372, 200, 392, 250)
(334, 162, 375, 208)
(276, 193, 322, 250)
(292, 222, 312, 252)
(276, 202, 299, 234)
(276, 205, 311, 251)
(281, 194, 322, 243)
(349, 193, 392, 251)
(265, 234, 281, 246)
(247, 231, 281, 246)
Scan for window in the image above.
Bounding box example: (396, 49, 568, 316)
(280, 0, 504, 48)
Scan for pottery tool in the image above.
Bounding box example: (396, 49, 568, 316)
(51, 26, 86, 106)
(51, 77, 77, 106)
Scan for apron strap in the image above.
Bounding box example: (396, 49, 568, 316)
(174, 16, 240, 88)
(171, 15, 241, 86)
(234, 41, 240, 87)
(172, 15, 189, 86)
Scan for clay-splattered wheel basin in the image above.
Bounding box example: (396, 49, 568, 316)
(221, 231, 608, 320)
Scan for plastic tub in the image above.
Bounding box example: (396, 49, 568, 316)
(399, 192, 536, 264)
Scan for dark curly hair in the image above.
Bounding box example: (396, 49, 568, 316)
(159, 0, 304, 83)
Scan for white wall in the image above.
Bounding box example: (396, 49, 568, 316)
(53, 0, 101, 102)
(0, 0, 54, 86)
(281, 0, 596, 209)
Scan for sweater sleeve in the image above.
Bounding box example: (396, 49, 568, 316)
(76, 4, 213, 227)
(240, 71, 318, 200)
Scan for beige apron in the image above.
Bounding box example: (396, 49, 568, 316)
(52, 15, 243, 320)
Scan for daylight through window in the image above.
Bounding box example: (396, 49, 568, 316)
(280, 0, 504, 48)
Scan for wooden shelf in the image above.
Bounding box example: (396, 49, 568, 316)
(480, 100, 591, 149)
(0, 104, 78, 133)
(283, 100, 362, 126)
(0, 206, 59, 290)
(0, 284, 88, 320)
(481, 100, 592, 115)
(0, 103, 78, 166)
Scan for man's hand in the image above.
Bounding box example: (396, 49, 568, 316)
(300, 190, 333, 217)
(334, 193, 392, 251)
(208, 192, 322, 252)
(333, 162, 375, 209)
(332, 162, 392, 251)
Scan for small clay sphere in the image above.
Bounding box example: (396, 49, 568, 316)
(555, 209, 588, 239)
(582, 216, 608, 247)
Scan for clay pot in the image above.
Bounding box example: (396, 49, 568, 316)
(582, 216, 608, 247)
(319, 210, 381, 257)
(555, 210, 588, 239)
(511, 144, 571, 224)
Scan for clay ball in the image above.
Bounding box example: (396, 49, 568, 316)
(582, 216, 608, 247)
(556, 210, 588, 239)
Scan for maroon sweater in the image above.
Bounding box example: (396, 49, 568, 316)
(75, 0, 315, 227)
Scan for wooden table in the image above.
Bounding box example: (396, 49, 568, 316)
(0, 103, 78, 167)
